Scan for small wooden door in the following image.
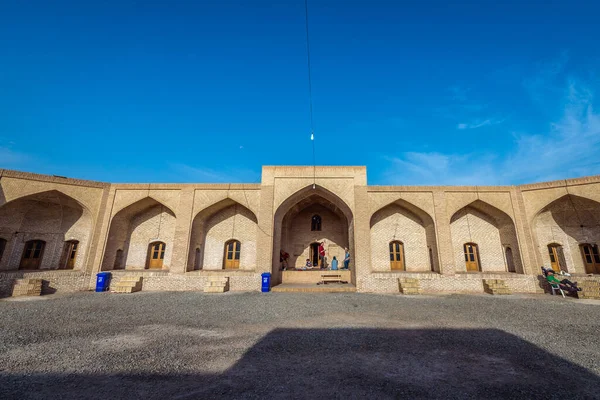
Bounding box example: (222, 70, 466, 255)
(389, 241, 405, 270)
(0, 238, 6, 263)
(505, 247, 516, 273)
(464, 243, 479, 271)
(224, 240, 241, 269)
(548, 245, 562, 271)
(20, 240, 45, 270)
(147, 242, 165, 269)
(580, 244, 600, 274)
(310, 242, 320, 266)
(62, 241, 79, 269)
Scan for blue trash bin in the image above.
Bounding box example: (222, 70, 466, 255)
(96, 272, 111, 292)
(261, 272, 271, 293)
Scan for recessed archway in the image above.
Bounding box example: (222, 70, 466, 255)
(0, 190, 93, 271)
(101, 197, 176, 271)
(187, 199, 258, 271)
(533, 194, 600, 274)
(450, 200, 523, 273)
(272, 185, 354, 285)
(370, 199, 439, 273)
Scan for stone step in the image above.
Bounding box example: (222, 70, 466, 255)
(12, 278, 43, 297)
(204, 277, 229, 293)
(398, 278, 422, 295)
(113, 276, 143, 294)
(483, 279, 512, 295)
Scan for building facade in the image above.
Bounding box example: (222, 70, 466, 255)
(1, 166, 600, 296)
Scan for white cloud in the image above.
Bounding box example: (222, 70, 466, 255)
(456, 118, 506, 130)
(383, 79, 600, 185)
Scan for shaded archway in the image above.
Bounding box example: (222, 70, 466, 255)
(370, 199, 439, 272)
(187, 199, 258, 271)
(101, 197, 176, 271)
(0, 190, 93, 271)
(272, 185, 354, 285)
(450, 200, 523, 273)
(533, 194, 600, 274)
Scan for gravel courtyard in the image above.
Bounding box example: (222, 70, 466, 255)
(1, 291, 599, 399)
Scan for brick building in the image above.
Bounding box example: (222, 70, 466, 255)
(1, 166, 599, 296)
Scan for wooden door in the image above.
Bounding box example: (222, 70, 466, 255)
(548, 245, 562, 272)
(310, 243, 319, 266)
(389, 241, 405, 270)
(464, 243, 479, 271)
(581, 244, 600, 274)
(148, 242, 165, 269)
(20, 240, 45, 270)
(505, 247, 516, 273)
(224, 240, 241, 269)
(0, 238, 6, 263)
(62, 241, 78, 270)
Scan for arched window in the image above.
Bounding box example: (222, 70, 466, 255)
(114, 249, 124, 270)
(223, 240, 241, 269)
(547, 244, 564, 272)
(147, 241, 166, 269)
(20, 240, 46, 270)
(505, 246, 516, 273)
(311, 215, 322, 231)
(0, 238, 7, 263)
(580, 244, 600, 274)
(389, 241, 405, 271)
(61, 240, 79, 270)
(463, 243, 480, 271)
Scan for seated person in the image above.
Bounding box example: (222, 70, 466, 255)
(303, 259, 313, 270)
(546, 270, 581, 292)
(331, 256, 338, 271)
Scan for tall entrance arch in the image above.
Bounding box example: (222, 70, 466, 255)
(272, 185, 354, 286)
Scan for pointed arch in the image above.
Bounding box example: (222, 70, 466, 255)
(188, 199, 257, 271)
(450, 200, 523, 273)
(272, 185, 354, 285)
(0, 190, 93, 271)
(533, 194, 600, 274)
(370, 199, 439, 272)
(101, 197, 176, 271)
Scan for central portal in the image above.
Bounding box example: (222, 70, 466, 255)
(272, 185, 355, 286)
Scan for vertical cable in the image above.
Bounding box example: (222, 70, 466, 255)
(305, 0, 316, 188)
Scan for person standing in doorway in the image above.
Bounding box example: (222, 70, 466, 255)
(318, 242, 326, 269)
(343, 247, 350, 270)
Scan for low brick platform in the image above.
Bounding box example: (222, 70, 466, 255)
(271, 283, 357, 293)
(12, 278, 43, 297)
(282, 270, 352, 284)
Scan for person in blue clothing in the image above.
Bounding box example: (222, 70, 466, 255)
(331, 256, 338, 270)
(343, 248, 350, 270)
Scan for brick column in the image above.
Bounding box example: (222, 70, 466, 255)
(353, 185, 371, 290)
(432, 190, 456, 274)
(511, 188, 536, 275)
(255, 184, 275, 281)
(88, 186, 117, 288)
(169, 187, 195, 274)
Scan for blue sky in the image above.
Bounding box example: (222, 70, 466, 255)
(1, 0, 599, 185)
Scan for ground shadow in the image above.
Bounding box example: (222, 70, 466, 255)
(1, 328, 599, 399)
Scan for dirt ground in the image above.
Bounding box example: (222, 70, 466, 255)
(1, 291, 599, 399)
